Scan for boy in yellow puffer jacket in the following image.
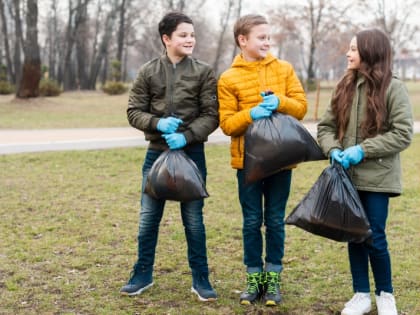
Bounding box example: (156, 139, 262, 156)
(217, 14, 307, 306)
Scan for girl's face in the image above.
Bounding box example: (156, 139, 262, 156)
(239, 24, 271, 62)
(163, 22, 195, 62)
(346, 36, 361, 70)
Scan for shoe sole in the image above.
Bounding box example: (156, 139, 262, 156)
(265, 300, 278, 306)
(341, 306, 371, 315)
(191, 287, 217, 302)
(120, 282, 153, 296)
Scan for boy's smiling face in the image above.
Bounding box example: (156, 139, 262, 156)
(163, 22, 195, 63)
(239, 23, 271, 62)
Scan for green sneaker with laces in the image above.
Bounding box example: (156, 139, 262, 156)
(240, 272, 263, 305)
(263, 271, 281, 306)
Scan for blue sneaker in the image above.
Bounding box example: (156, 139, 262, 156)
(120, 263, 153, 296)
(191, 271, 217, 301)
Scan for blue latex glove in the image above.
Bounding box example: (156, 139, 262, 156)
(162, 133, 187, 150)
(341, 145, 365, 169)
(330, 149, 344, 165)
(259, 92, 279, 111)
(157, 117, 183, 134)
(250, 106, 272, 120)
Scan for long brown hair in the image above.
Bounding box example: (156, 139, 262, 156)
(331, 29, 392, 142)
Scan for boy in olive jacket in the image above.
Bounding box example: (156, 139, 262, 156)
(217, 14, 307, 306)
(121, 12, 219, 302)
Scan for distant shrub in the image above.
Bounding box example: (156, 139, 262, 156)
(39, 79, 61, 96)
(0, 81, 15, 94)
(102, 81, 128, 95)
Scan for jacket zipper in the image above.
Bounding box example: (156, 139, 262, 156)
(166, 62, 176, 117)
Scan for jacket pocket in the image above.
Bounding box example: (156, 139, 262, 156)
(352, 155, 395, 187)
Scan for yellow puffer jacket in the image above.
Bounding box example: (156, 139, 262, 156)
(217, 53, 308, 169)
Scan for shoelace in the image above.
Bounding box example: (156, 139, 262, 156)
(128, 263, 141, 284)
(246, 273, 261, 293)
(265, 272, 279, 294)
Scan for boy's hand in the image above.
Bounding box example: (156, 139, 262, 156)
(259, 92, 279, 111)
(157, 117, 183, 134)
(162, 133, 187, 150)
(250, 105, 272, 121)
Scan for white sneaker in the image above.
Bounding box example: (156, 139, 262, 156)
(341, 292, 372, 315)
(375, 291, 398, 315)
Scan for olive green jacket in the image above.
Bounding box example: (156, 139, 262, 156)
(317, 76, 413, 196)
(127, 55, 219, 150)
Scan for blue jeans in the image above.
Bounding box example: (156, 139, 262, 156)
(349, 191, 393, 295)
(237, 169, 292, 273)
(135, 144, 209, 274)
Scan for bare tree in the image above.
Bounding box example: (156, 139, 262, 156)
(212, 0, 234, 74)
(75, 0, 90, 89)
(16, 0, 41, 98)
(359, 0, 420, 79)
(62, 0, 91, 90)
(0, 0, 14, 82)
(45, 0, 60, 80)
(116, 0, 130, 80)
(360, 0, 420, 53)
(12, 0, 24, 89)
(87, 0, 118, 89)
(271, 0, 356, 88)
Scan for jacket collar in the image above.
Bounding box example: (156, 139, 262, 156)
(231, 52, 277, 69)
(160, 54, 190, 68)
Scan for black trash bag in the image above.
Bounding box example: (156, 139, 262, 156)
(285, 162, 372, 243)
(144, 150, 209, 202)
(244, 112, 326, 183)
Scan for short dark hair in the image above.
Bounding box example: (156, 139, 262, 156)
(158, 12, 193, 47)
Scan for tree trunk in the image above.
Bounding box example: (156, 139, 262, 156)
(47, 0, 59, 80)
(213, 0, 234, 75)
(13, 0, 23, 90)
(0, 0, 14, 82)
(75, 0, 89, 89)
(116, 0, 127, 63)
(17, 0, 41, 98)
(88, 6, 117, 89)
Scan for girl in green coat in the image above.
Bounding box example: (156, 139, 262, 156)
(317, 29, 413, 315)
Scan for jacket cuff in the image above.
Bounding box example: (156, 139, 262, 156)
(150, 117, 160, 131)
(183, 130, 194, 144)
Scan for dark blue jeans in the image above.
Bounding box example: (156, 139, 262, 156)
(136, 144, 209, 275)
(237, 169, 292, 273)
(349, 191, 393, 295)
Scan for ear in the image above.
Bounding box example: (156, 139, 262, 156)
(238, 34, 247, 47)
(162, 34, 171, 46)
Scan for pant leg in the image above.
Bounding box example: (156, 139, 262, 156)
(348, 191, 392, 294)
(136, 149, 166, 273)
(361, 191, 393, 295)
(180, 144, 209, 273)
(237, 169, 264, 272)
(263, 170, 292, 273)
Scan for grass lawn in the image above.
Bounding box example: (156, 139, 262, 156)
(1, 136, 419, 314)
(0, 80, 419, 129)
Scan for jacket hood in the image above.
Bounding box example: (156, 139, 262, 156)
(231, 52, 277, 69)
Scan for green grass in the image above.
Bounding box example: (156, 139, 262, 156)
(1, 137, 419, 314)
(0, 91, 128, 129)
(1, 80, 419, 129)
